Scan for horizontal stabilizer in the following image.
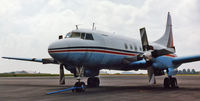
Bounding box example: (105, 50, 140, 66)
(172, 55, 200, 64)
(2, 57, 58, 64)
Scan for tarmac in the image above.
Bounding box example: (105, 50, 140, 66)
(0, 75, 200, 101)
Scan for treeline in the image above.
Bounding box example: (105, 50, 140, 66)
(177, 69, 200, 74)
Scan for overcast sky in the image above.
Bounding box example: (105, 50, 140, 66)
(0, 0, 200, 74)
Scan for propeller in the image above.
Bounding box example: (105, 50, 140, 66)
(139, 27, 175, 84)
(140, 27, 174, 58)
(140, 28, 150, 51)
(59, 64, 65, 85)
(139, 27, 156, 84)
(139, 28, 154, 61)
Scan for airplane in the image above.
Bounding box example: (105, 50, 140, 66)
(2, 12, 200, 92)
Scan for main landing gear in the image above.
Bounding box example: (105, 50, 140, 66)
(164, 76, 178, 88)
(87, 77, 100, 87)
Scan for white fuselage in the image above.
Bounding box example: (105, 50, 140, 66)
(48, 29, 144, 71)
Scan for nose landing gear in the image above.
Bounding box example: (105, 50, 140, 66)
(72, 66, 86, 92)
(72, 81, 86, 92)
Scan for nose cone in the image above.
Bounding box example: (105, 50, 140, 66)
(48, 38, 82, 61)
(48, 39, 69, 62)
(48, 38, 91, 66)
(48, 39, 67, 57)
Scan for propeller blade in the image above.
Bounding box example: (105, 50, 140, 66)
(140, 27, 150, 51)
(139, 28, 172, 58)
(147, 67, 156, 85)
(59, 64, 65, 85)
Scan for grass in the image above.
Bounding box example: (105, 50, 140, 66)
(176, 74, 200, 76)
(0, 73, 73, 77)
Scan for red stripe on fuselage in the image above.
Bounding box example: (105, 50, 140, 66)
(48, 49, 137, 56)
(165, 54, 177, 57)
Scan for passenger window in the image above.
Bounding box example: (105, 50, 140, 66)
(124, 43, 128, 49)
(135, 46, 138, 51)
(81, 33, 85, 39)
(130, 45, 133, 50)
(70, 32, 80, 38)
(85, 33, 94, 40)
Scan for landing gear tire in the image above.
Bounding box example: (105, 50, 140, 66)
(171, 78, 178, 88)
(87, 77, 100, 88)
(72, 82, 86, 92)
(164, 77, 170, 88)
(164, 77, 178, 88)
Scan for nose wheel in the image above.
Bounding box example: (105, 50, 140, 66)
(72, 66, 86, 92)
(164, 76, 178, 88)
(72, 81, 86, 92)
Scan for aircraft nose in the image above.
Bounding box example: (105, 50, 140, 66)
(48, 40, 70, 62)
(48, 42, 56, 50)
(48, 39, 66, 50)
(48, 40, 67, 56)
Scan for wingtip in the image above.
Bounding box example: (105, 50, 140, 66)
(2, 57, 8, 59)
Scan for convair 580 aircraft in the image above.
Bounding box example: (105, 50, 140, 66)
(3, 12, 200, 92)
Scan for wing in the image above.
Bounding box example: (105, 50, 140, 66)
(172, 55, 200, 64)
(127, 55, 200, 69)
(2, 57, 59, 64)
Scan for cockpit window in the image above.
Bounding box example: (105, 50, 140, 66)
(85, 33, 94, 40)
(81, 33, 85, 39)
(65, 32, 94, 40)
(70, 32, 80, 38)
(65, 32, 72, 38)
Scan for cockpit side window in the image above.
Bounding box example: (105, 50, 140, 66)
(81, 33, 85, 39)
(85, 33, 94, 40)
(65, 32, 72, 38)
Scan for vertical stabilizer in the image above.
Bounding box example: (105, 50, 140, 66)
(155, 12, 175, 49)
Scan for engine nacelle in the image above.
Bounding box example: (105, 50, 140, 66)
(168, 68, 178, 76)
(152, 56, 174, 69)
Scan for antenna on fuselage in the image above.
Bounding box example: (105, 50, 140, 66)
(75, 25, 79, 30)
(92, 22, 95, 30)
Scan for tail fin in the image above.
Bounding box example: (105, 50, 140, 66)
(155, 12, 175, 50)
